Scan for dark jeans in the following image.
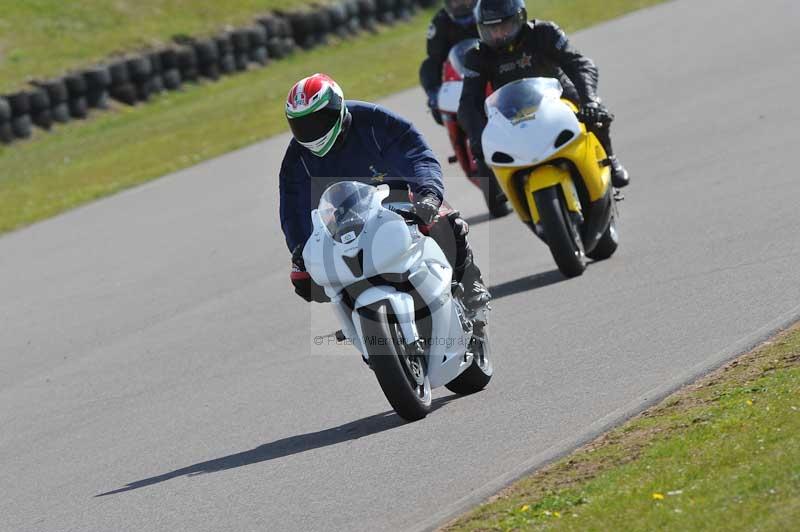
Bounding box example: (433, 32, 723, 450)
(424, 208, 484, 290)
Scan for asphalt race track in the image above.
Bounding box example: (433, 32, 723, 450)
(2, 0, 799, 530)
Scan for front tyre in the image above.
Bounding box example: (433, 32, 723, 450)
(359, 302, 431, 421)
(534, 186, 587, 278)
(445, 328, 493, 395)
(587, 214, 619, 261)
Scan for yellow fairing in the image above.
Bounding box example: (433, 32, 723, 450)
(492, 164, 577, 223)
(524, 166, 581, 222)
(556, 126, 611, 203)
(489, 104, 611, 223)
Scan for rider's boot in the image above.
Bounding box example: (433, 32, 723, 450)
(609, 156, 630, 189)
(593, 123, 630, 188)
(456, 250, 491, 325)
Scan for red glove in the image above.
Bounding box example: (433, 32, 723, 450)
(291, 245, 329, 303)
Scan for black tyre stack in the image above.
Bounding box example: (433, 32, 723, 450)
(36, 79, 70, 124)
(65, 73, 89, 119)
(0, 96, 13, 144)
(6, 91, 33, 140)
(194, 38, 221, 80)
(247, 25, 270, 65)
(376, 0, 397, 25)
(84, 66, 112, 110)
(214, 34, 234, 76)
(109, 60, 137, 105)
(396, 0, 416, 21)
(146, 52, 166, 96)
(328, 2, 350, 38)
(344, 0, 362, 35)
(358, 0, 379, 32)
(160, 48, 183, 90)
(312, 6, 333, 47)
(177, 45, 199, 83)
(286, 9, 317, 50)
(260, 15, 295, 59)
(231, 29, 252, 71)
(126, 55, 154, 102)
(279, 16, 296, 56)
(29, 87, 53, 131)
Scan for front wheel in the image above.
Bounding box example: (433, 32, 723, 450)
(359, 302, 431, 421)
(534, 186, 587, 278)
(587, 215, 619, 261)
(445, 328, 493, 395)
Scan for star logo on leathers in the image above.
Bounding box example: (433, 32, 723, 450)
(518, 53, 532, 68)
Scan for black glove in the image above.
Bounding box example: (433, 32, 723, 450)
(412, 194, 442, 226)
(579, 100, 614, 125)
(427, 92, 443, 126)
(290, 245, 329, 303)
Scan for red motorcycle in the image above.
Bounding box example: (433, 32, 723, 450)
(437, 39, 509, 217)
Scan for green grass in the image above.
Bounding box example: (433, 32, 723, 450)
(0, 0, 303, 92)
(446, 325, 800, 532)
(0, 0, 665, 234)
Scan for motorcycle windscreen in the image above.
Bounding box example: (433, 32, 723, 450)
(446, 39, 481, 78)
(484, 78, 563, 124)
(318, 181, 375, 244)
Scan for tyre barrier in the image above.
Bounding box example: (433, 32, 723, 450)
(0, 97, 13, 144)
(358, 0, 379, 32)
(29, 87, 52, 130)
(84, 66, 112, 109)
(6, 91, 32, 140)
(0, 0, 431, 145)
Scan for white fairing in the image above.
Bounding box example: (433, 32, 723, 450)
(481, 78, 582, 167)
(303, 183, 473, 389)
(437, 81, 463, 114)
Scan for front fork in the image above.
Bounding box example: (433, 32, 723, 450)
(524, 164, 583, 224)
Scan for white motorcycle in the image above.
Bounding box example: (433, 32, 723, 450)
(303, 181, 493, 421)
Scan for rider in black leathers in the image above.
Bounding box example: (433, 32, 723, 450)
(419, 0, 480, 125)
(458, 0, 630, 188)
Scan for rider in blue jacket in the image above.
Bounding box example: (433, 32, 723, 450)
(279, 73, 490, 317)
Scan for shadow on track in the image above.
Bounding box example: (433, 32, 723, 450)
(96, 396, 456, 497)
(488, 269, 567, 300)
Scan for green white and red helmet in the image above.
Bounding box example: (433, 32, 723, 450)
(285, 73, 347, 157)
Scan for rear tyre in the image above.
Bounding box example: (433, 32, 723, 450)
(586, 214, 619, 261)
(534, 186, 587, 277)
(445, 329, 493, 395)
(360, 302, 431, 421)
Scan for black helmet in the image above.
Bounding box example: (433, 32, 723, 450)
(444, 0, 478, 26)
(476, 0, 527, 49)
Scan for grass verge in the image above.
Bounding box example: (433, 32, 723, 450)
(445, 324, 800, 532)
(0, 0, 299, 92)
(0, 0, 665, 234)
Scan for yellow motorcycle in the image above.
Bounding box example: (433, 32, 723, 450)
(481, 78, 620, 277)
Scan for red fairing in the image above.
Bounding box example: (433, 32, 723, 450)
(290, 271, 310, 281)
(442, 59, 462, 83)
